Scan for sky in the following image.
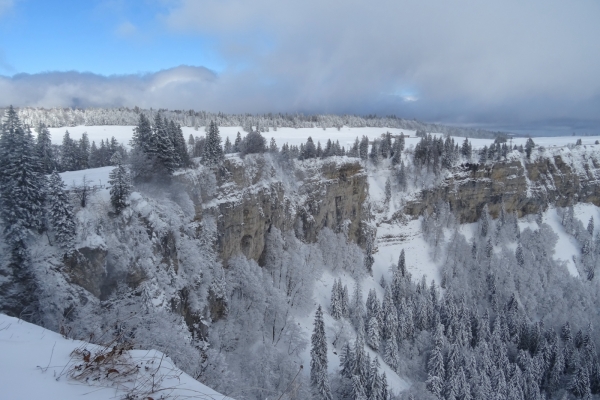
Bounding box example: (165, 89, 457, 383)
(0, 0, 599, 134)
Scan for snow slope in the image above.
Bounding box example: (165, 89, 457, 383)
(0, 314, 231, 400)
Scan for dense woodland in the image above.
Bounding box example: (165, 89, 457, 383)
(3, 105, 600, 400)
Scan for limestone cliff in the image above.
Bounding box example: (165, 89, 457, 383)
(183, 155, 369, 263)
(403, 146, 600, 222)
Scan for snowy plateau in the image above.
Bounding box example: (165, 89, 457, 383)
(3, 118, 600, 400)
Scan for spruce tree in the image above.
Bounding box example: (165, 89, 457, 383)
(359, 136, 369, 161)
(47, 170, 76, 252)
(108, 152, 132, 215)
(153, 114, 178, 176)
(203, 121, 224, 165)
(0, 106, 45, 318)
(131, 113, 155, 155)
(78, 132, 90, 170)
(310, 305, 333, 400)
(61, 130, 78, 171)
(384, 177, 391, 204)
(331, 279, 342, 320)
(168, 120, 189, 167)
(35, 123, 56, 174)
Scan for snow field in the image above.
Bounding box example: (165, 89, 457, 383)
(0, 313, 231, 400)
(48, 124, 600, 152)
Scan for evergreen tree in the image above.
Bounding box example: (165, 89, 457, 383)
(398, 249, 406, 276)
(427, 324, 446, 399)
(359, 136, 369, 161)
(516, 244, 525, 267)
(397, 161, 407, 191)
(383, 330, 399, 371)
(384, 177, 391, 204)
(525, 138, 535, 159)
(89, 141, 100, 168)
(61, 130, 78, 171)
(47, 170, 76, 252)
(269, 137, 278, 153)
(0, 107, 46, 237)
(153, 114, 178, 175)
(78, 132, 90, 170)
(310, 305, 333, 400)
(369, 140, 379, 165)
(366, 315, 380, 350)
(223, 136, 232, 154)
(587, 217, 594, 236)
(131, 113, 155, 155)
(0, 106, 45, 317)
(35, 123, 56, 173)
(233, 131, 242, 153)
(168, 120, 190, 167)
(108, 152, 132, 215)
(203, 121, 224, 165)
(303, 137, 317, 159)
(331, 279, 343, 320)
(461, 137, 472, 159)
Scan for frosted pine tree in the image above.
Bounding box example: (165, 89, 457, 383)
(0, 106, 46, 240)
(131, 113, 155, 155)
(203, 121, 224, 165)
(168, 120, 189, 167)
(310, 305, 332, 400)
(35, 123, 56, 173)
(47, 170, 76, 252)
(383, 330, 399, 371)
(341, 283, 350, 318)
(384, 177, 391, 204)
(427, 324, 446, 399)
(330, 279, 343, 320)
(108, 152, 132, 215)
(366, 315, 380, 350)
(154, 115, 178, 175)
(0, 106, 45, 317)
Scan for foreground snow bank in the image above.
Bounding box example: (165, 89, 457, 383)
(0, 314, 231, 400)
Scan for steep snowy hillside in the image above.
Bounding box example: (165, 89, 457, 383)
(0, 314, 231, 400)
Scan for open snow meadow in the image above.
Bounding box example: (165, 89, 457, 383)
(48, 124, 600, 152)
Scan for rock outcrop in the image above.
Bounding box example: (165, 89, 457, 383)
(404, 148, 600, 222)
(193, 155, 369, 263)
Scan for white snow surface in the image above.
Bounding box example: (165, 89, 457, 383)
(48, 124, 600, 151)
(0, 313, 231, 400)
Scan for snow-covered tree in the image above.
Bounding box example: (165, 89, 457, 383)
(384, 177, 391, 204)
(203, 120, 224, 165)
(310, 305, 332, 400)
(108, 152, 132, 215)
(525, 138, 535, 159)
(153, 114, 178, 176)
(47, 170, 76, 252)
(35, 123, 56, 174)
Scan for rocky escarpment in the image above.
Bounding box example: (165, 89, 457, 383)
(188, 155, 369, 263)
(404, 147, 600, 222)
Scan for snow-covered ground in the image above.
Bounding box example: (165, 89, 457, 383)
(48, 124, 600, 151)
(0, 313, 231, 400)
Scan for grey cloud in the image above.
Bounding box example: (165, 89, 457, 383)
(1, 0, 599, 133)
(161, 0, 600, 131)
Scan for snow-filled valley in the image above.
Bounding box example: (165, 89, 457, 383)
(5, 115, 600, 400)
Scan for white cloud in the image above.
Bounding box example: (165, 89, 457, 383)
(114, 21, 137, 38)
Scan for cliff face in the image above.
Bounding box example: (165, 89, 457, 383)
(404, 147, 600, 222)
(192, 155, 369, 263)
